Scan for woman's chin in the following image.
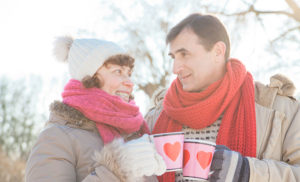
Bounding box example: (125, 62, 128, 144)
(117, 95, 129, 103)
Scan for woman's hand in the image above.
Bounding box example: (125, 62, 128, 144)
(120, 134, 166, 177)
(92, 134, 166, 182)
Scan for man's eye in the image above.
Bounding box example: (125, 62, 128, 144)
(181, 52, 187, 57)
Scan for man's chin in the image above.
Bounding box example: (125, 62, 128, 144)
(182, 85, 204, 93)
(181, 81, 200, 92)
(182, 85, 192, 92)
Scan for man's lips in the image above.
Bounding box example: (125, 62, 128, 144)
(179, 74, 191, 81)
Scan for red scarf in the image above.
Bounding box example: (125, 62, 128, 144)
(153, 59, 256, 182)
(62, 79, 149, 144)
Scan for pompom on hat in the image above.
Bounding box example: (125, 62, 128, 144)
(53, 36, 125, 81)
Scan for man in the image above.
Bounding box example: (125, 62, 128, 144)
(146, 13, 300, 182)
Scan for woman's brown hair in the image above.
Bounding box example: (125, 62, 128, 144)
(82, 54, 135, 89)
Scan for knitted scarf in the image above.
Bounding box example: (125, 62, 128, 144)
(152, 59, 256, 182)
(62, 79, 149, 144)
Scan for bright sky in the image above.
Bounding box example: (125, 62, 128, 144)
(0, 0, 107, 78)
(1, 0, 299, 117)
(0, 0, 154, 116)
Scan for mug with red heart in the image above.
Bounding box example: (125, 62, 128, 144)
(152, 132, 184, 172)
(182, 139, 216, 181)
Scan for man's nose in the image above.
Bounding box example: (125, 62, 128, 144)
(172, 58, 183, 75)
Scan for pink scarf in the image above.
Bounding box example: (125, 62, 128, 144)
(62, 79, 149, 144)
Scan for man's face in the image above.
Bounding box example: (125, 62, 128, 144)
(168, 28, 223, 92)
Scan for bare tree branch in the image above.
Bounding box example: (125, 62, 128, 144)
(285, 0, 300, 21)
(272, 26, 300, 43)
(218, 0, 300, 22)
(219, 5, 295, 19)
(103, 0, 300, 99)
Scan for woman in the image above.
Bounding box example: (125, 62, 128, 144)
(25, 36, 166, 182)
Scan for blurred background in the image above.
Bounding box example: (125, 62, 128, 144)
(0, 0, 299, 181)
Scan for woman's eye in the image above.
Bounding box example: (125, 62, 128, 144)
(114, 69, 122, 75)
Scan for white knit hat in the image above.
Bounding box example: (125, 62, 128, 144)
(53, 36, 125, 81)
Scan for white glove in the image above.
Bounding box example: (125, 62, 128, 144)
(119, 134, 166, 179)
(92, 134, 166, 182)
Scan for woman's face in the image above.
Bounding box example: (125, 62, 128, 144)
(95, 63, 133, 102)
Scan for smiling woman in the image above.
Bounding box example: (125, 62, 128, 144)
(82, 54, 135, 102)
(25, 36, 166, 182)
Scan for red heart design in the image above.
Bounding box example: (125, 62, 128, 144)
(197, 151, 212, 169)
(163, 142, 181, 161)
(183, 149, 190, 167)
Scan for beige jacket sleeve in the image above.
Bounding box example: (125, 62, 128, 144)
(82, 166, 158, 182)
(248, 103, 300, 182)
(249, 74, 300, 182)
(25, 124, 119, 182)
(25, 124, 77, 181)
(82, 166, 121, 182)
(89, 137, 160, 182)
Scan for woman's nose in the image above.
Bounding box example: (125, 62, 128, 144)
(123, 77, 134, 88)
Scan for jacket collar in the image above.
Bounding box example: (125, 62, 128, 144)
(48, 101, 98, 132)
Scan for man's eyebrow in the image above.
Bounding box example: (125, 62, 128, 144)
(168, 48, 188, 56)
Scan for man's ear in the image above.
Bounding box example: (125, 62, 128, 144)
(213, 41, 226, 63)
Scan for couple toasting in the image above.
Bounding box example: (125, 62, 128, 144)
(26, 13, 300, 182)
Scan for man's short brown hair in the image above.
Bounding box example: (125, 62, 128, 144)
(166, 13, 230, 60)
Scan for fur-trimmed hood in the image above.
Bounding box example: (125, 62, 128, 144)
(48, 101, 98, 132)
(48, 101, 142, 141)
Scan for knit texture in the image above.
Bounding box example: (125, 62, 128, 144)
(62, 79, 149, 144)
(53, 36, 125, 81)
(152, 59, 256, 182)
(175, 120, 221, 182)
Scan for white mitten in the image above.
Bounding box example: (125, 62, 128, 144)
(150, 135, 167, 176)
(120, 134, 166, 178)
(93, 134, 166, 182)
